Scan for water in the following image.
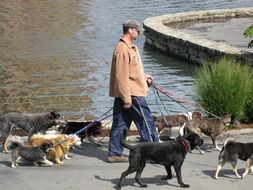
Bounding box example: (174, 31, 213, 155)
(0, 0, 252, 120)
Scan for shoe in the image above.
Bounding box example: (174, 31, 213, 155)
(107, 155, 128, 163)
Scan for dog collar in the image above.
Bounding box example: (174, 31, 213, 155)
(180, 138, 190, 152)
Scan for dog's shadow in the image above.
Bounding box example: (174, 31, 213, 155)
(202, 168, 246, 179)
(94, 174, 182, 189)
(0, 159, 41, 168)
(0, 160, 11, 167)
(70, 141, 109, 162)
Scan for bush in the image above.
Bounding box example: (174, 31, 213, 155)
(244, 84, 253, 123)
(194, 57, 253, 119)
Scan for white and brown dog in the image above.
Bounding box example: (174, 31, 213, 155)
(28, 134, 81, 164)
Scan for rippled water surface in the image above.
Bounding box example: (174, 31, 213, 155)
(0, 0, 252, 119)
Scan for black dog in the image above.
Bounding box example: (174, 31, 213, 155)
(9, 141, 54, 168)
(118, 133, 204, 189)
(0, 110, 66, 153)
(60, 121, 102, 142)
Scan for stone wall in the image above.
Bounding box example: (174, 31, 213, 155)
(143, 7, 253, 65)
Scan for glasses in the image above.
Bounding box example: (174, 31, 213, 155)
(132, 28, 140, 34)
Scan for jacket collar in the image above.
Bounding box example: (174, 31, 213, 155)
(120, 37, 135, 49)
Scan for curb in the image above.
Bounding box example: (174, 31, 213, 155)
(94, 128, 253, 143)
(222, 128, 253, 136)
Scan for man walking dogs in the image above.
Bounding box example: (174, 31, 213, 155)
(107, 19, 159, 163)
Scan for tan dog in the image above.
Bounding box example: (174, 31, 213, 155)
(185, 112, 231, 152)
(153, 114, 189, 133)
(28, 134, 81, 164)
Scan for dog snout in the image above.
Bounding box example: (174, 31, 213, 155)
(55, 119, 67, 126)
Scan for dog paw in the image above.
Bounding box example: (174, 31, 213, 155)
(181, 184, 190, 188)
(64, 155, 71, 160)
(140, 184, 148, 188)
(241, 173, 246, 179)
(11, 163, 17, 168)
(47, 161, 54, 166)
(235, 174, 242, 179)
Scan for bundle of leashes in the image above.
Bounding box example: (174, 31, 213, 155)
(151, 82, 220, 119)
(54, 108, 113, 147)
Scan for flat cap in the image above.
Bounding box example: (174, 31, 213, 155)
(123, 19, 143, 32)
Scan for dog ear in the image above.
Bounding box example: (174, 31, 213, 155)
(49, 109, 61, 119)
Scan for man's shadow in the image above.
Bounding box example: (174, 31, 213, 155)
(70, 140, 110, 162)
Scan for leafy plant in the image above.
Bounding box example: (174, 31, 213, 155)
(243, 25, 253, 48)
(194, 57, 253, 119)
(243, 82, 253, 123)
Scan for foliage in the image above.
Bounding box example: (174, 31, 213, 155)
(243, 25, 253, 48)
(194, 57, 253, 119)
(243, 83, 253, 123)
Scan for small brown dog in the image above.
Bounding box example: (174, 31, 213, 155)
(28, 134, 81, 164)
(185, 112, 231, 152)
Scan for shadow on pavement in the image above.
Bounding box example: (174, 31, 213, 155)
(70, 141, 109, 162)
(94, 174, 182, 189)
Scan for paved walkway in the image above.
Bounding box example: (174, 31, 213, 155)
(0, 132, 253, 190)
(179, 17, 253, 53)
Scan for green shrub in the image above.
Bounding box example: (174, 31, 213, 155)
(244, 82, 253, 123)
(194, 57, 253, 119)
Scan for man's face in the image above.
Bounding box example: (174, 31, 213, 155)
(129, 27, 140, 41)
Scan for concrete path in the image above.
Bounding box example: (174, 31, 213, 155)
(1, 133, 253, 190)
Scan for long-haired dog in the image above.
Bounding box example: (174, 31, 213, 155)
(185, 112, 231, 152)
(4, 135, 29, 150)
(117, 133, 204, 189)
(0, 110, 66, 153)
(29, 134, 81, 164)
(214, 138, 253, 179)
(2, 127, 29, 154)
(9, 141, 53, 168)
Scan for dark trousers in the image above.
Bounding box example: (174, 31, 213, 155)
(108, 96, 159, 156)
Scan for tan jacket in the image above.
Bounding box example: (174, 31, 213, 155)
(109, 37, 148, 104)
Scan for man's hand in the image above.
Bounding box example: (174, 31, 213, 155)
(146, 74, 153, 87)
(123, 103, 132, 109)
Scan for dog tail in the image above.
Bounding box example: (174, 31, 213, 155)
(223, 138, 235, 147)
(120, 136, 134, 150)
(218, 138, 235, 159)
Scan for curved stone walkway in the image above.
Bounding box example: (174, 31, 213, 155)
(143, 7, 253, 65)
